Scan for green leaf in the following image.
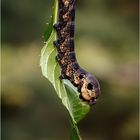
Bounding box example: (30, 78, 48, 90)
(64, 80, 90, 123)
(40, 0, 90, 139)
(70, 118, 82, 140)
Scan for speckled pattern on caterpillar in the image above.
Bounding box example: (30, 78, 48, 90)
(53, 0, 101, 105)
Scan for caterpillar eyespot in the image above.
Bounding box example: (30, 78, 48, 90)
(54, 0, 101, 105)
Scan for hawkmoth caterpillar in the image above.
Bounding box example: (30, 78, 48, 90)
(53, 0, 100, 105)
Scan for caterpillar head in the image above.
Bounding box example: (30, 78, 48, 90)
(80, 73, 101, 105)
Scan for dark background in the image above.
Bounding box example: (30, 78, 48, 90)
(2, 0, 139, 140)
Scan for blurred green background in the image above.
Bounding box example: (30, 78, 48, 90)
(2, 0, 139, 140)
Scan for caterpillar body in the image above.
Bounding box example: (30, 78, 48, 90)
(53, 0, 100, 105)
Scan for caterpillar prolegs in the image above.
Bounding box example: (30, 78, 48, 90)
(53, 0, 101, 105)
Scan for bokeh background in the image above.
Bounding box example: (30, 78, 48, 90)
(2, 0, 139, 140)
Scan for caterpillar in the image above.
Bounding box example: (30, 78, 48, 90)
(53, 0, 100, 105)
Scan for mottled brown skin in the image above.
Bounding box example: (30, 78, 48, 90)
(54, 0, 100, 105)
